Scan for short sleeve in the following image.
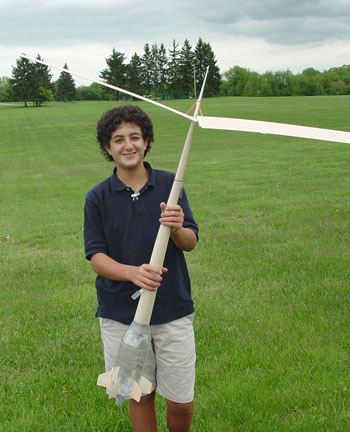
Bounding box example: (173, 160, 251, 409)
(179, 187, 199, 241)
(83, 190, 109, 260)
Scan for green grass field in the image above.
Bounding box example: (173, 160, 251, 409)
(1, 96, 350, 431)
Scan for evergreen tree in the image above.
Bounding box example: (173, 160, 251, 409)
(157, 43, 168, 99)
(194, 37, 207, 95)
(179, 39, 195, 98)
(32, 54, 53, 106)
(126, 52, 144, 98)
(100, 48, 127, 100)
(55, 63, 76, 102)
(167, 40, 181, 97)
(194, 38, 221, 97)
(141, 43, 153, 96)
(204, 42, 221, 96)
(151, 43, 160, 99)
(10, 56, 35, 106)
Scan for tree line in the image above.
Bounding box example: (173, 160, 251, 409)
(1, 41, 350, 104)
(1, 38, 221, 105)
(220, 65, 350, 97)
(99, 38, 220, 100)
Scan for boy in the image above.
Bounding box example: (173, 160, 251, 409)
(84, 105, 198, 432)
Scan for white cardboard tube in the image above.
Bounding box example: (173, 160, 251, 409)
(133, 69, 209, 325)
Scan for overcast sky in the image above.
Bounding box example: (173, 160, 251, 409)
(1, 0, 350, 85)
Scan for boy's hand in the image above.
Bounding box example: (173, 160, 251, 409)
(131, 264, 168, 291)
(159, 202, 184, 234)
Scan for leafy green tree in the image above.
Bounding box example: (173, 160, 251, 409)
(260, 71, 277, 96)
(274, 70, 294, 96)
(243, 72, 261, 96)
(331, 80, 347, 94)
(75, 83, 108, 101)
(324, 65, 350, 95)
(220, 62, 350, 97)
(55, 63, 76, 102)
(221, 66, 250, 96)
(0, 76, 13, 102)
(100, 48, 127, 100)
(294, 68, 324, 96)
(179, 39, 194, 98)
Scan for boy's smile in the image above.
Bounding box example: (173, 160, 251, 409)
(104, 122, 148, 171)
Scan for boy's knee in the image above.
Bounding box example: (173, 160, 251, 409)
(129, 391, 155, 410)
(166, 399, 194, 417)
(139, 391, 156, 406)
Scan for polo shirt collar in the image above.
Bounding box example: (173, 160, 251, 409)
(110, 161, 155, 192)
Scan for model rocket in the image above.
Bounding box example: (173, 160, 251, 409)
(18, 53, 350, 406)
(97, 68, 210, 405)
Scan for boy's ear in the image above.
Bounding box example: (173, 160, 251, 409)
(104, 144, 111, 155)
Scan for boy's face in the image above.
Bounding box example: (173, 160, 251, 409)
(104, 122, 148, 171)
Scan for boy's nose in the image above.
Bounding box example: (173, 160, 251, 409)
(124, 139, 133, 148)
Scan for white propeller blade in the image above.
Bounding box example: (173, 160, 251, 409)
(197, 116, 350, 144)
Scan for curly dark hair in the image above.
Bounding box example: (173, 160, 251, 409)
(96, 105, 154, 161)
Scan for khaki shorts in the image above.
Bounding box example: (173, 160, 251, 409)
(99, 314, 195, 403)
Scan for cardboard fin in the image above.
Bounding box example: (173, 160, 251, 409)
(97, 371, 112, 388)
(108, 380, 120, 399)
(130, 382, 142, 402)
(138, 376, 152, 395)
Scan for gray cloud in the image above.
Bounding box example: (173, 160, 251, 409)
(1, 0, 350, 80)
(2, 0, 350, 47)
(196, 0, 350, 45)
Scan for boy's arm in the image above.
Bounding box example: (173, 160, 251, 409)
(90, 253, 167, 291)
(171, 226, 197, 252)
(159, 202, 198, 252)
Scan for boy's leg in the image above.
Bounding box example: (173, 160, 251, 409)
(99, 317, 158, 431)
(151, 314, 196, 432)
(129, 391, 157, 432)
(165, 399, 194, 432)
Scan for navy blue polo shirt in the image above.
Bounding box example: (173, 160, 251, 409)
(84, 161, 198, 325)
